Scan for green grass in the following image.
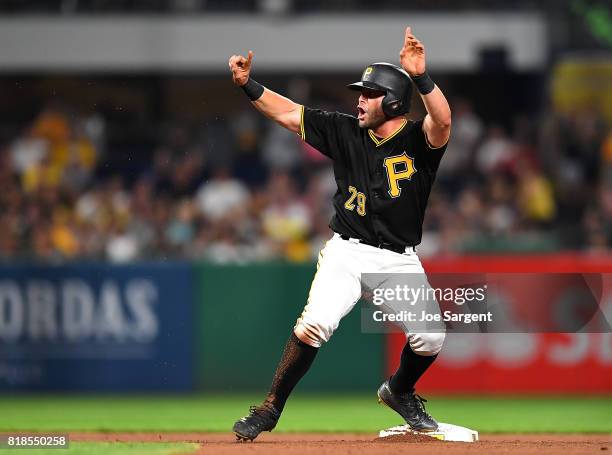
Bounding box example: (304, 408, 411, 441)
(0, 394, 610, 434)
(0, 442, 197, 455)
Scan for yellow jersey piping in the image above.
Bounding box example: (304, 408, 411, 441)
(300, 105, 305, 140)
(424, 129, 449, 149)
(368, 118, 407, 147)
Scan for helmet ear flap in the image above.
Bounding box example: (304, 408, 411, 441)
(383, 97, 402, 118)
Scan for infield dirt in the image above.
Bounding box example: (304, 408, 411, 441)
(72, 431, 611, 454)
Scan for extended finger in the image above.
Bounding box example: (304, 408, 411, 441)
(406, 29, 419, 41)
(247, 50, 253, 66)
(404, 26, 413, 45)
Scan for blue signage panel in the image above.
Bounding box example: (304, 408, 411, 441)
(0, 262, 194, 391)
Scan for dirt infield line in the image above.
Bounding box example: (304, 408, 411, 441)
(70, 431, 611, 455)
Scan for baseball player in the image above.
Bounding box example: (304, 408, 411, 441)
(229, 26, 451, 441)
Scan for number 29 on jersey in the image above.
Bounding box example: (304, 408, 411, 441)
(344, 186, 366, 216)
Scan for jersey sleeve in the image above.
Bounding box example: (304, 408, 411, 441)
(300, 106, 352, 160)
(412, 119, 448, 173)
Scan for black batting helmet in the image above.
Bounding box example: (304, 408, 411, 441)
(347, 63, 412, 118)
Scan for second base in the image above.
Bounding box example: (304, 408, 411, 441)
(378, 422, 479, 442)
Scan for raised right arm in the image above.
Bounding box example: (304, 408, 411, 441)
(229, 51, 302, 134)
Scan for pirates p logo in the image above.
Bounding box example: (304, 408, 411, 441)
(383, 152, 417, 198)
(363, 66, 373, 78)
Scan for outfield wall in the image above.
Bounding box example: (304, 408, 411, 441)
(0, 263, 194, 391)
(412, 256, 612, 393)
(0, 256, 610, 393)
(195, 263, 385, 392)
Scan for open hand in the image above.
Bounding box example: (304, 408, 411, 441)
(399, 27, 426, 76)
(228, 50, 254, 86)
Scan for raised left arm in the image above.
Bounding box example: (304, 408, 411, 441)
(420, 86, 451, 148)
(399, 26, 451, 148)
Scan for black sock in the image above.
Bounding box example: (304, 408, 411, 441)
(389, 341, 438, 395)
(264, 332, 318, 412)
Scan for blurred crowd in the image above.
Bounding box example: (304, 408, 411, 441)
(424, 100, 611, 256)
(0, 96, 610, 263)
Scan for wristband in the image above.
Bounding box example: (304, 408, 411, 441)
(241, 78, 265, 101)
(411, 72, 435, 95)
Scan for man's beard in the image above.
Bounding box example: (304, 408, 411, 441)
(358, 109, 386, 129)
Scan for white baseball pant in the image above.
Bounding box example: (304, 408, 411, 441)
(294, 233, 445, 355)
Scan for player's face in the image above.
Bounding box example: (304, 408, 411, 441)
(357, 89, 386, 129)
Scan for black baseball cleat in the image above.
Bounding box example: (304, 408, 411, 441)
(232, 403, 281, 442)
(377, 380, 438, 432)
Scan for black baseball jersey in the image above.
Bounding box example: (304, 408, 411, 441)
(300, 106, 447, 247)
